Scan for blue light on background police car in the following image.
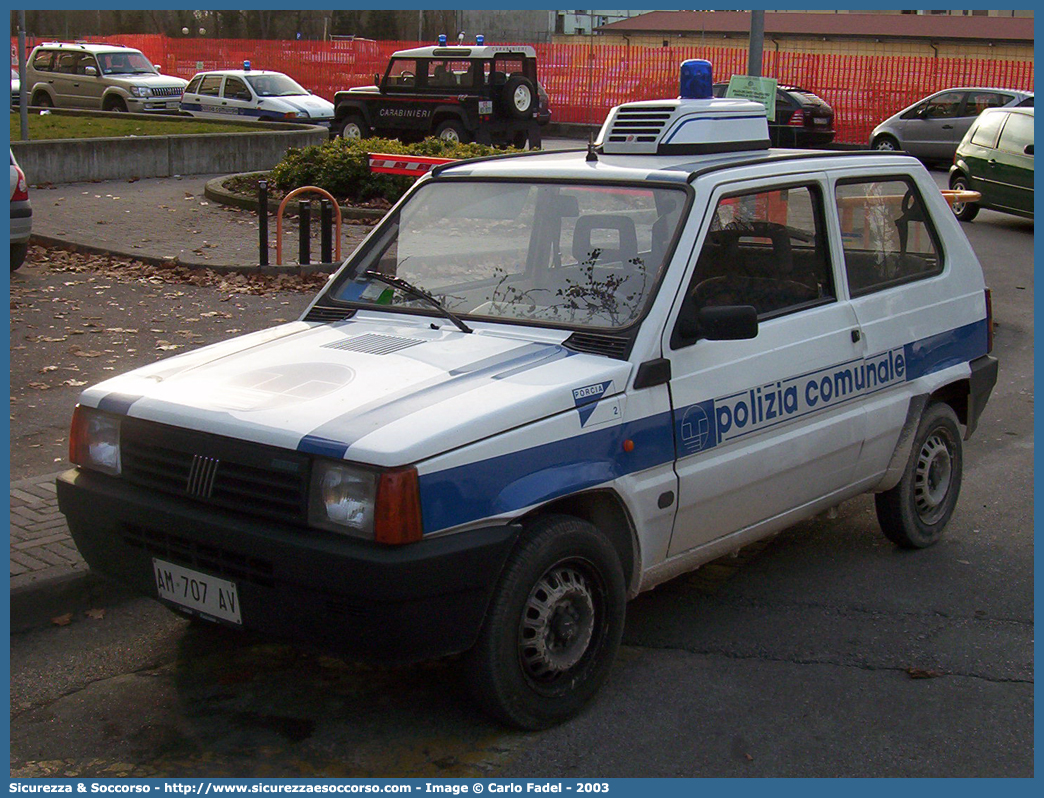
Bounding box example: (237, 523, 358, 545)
(476, 34, 484, 45)
(438, 34, 447, 46)
(243, 60, 251, 71)
(679, 59, 713, 100)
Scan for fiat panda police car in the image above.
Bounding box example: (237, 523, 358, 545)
(179, 63, 334, 126)
(57, 61, 998, 730)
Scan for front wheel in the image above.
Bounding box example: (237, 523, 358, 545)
(876, 402, 963, 549)
(103, 96, 128, 113)
(10, 242, 28, 271)
(872, 135, 900, 152)
(467, 515, 626, 730)
(334, 114, 369, 139)
(949, 175, 980, 222)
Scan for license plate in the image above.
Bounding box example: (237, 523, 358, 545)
(166, 101, 179, 109)
(479, 100, 493, 115)
(814, 117, 830, 126)
(153, 558, 242, 624)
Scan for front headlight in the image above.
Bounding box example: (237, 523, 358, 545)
(308, 461, 377, 537)
(129, 86, 152, 98)
(69, 405, 122, 475)
(308, 460, 423, 544)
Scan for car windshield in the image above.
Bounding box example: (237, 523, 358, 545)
(98, 51, 156, 75)
(245, 74, 306, 97)
(328, 180, 686, 331)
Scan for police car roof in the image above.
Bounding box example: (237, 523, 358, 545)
(194, 69, 286, 78)
(390, 44, 537, 60)
(433, 147, 917, 185)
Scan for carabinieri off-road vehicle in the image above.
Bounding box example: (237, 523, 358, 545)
(58, 61, 997, 730)
(332, 38, 545, 148)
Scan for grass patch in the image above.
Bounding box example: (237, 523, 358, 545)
(9, 113, 271, 140)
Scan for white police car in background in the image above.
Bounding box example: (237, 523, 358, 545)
(179, 62, 334, 125)
(57, 61, 998, 730)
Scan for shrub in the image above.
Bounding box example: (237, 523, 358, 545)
(269, 136, 521, 205)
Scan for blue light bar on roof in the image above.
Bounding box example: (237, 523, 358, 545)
(679, 59, 712, 100)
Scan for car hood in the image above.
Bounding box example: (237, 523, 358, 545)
(79, 315, 632, 467)
(262, 94, 335, 116)
(109, 73, 188, 89)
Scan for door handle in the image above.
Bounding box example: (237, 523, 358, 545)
(851, 329, 862, 343)
(942, 124, 954, 129)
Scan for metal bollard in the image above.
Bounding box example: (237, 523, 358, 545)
(258, 179, 269, 267)
(298, 199, 311, 265)
(320, 199, 333, 264)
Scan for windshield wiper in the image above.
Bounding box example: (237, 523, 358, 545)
(362, 270, 473, 334)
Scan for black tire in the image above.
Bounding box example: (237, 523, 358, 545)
(103, 96, 128, 113)
(10, 242, 28, 271)
(512, 131, 529, 149)
(949, 175, 980, 222)
(467, 515, 626, 730)
(876, 402, 964, 549)
(435, 118, 470, 144)
(872, 135, 900, 152)
(502, 75, 536, 119)
(334, 114, 369, 139)
(31, 91, 53, 108)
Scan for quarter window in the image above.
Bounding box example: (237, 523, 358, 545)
(834, 179, 942, 297)
(685, 185, 834, 319)
(31, 50, 55, 72)
(185, 75, 202, 94)
(970, 113, 1005, 148)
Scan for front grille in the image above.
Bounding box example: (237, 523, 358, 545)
(149, 86, 184, 97)
(120, 418, 310, 526)
(123, 523, 275, 587)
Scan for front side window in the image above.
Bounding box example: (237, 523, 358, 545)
(98, 51, 155, 75)
(327, 180, 687, 331)
(970, 112, 1005, 148)
(684, 185, 834, 319)
(223, 77, 251, 101)
(385, 59, 417, 89)
(835, 179, 942, 297)
(916, 91, 963, 119)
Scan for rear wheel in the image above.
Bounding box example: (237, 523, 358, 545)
(31, 91, 52, 108)
(435, 119, 469, 143)
(876, 402, 963, 549)
(10, 242, 28, 271)
(467, 515, 625, 730)
(949, 175, 980, 222)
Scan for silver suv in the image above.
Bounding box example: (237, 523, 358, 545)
(25, 42, 187, 113)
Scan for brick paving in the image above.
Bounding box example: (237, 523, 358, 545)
(9, 472, 86, 593)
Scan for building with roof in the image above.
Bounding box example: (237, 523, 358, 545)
(582, 10, 1033, 61)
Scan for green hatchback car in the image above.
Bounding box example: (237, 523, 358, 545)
(949, 106, 1034, 221)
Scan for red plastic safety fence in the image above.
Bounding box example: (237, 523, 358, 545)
(12, 35, 1034, 145)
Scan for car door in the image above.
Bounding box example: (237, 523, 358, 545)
(220, 75, 256, 120)
(899, 91, 965, 159)
(988, 111, 1034, 214)
(185, 74, 224, 118)
(664, 176, 866, 557)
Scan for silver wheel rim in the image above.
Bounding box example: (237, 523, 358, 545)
(513, 85, 533, 112)
(439, 127, 460, 142)
(519, 564, 595, 681)
(914, 432, 953, 523)
(951, 181, 967, 215)
(876, 139, 896, 151)
(343, 123, 362, 139)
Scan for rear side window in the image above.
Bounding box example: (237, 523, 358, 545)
(31, 50, 55, 72)
(965, 91, 1013, 116)
(685, 184, 834, 319)
(998, 113, 1034, 154)
(835, 179, 942, 297)
(970, 112, 1005, 148)
(198, 75, 222, 97)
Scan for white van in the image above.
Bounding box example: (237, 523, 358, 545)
(58, 62, 998, 731)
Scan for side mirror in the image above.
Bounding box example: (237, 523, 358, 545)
(1025, 143, 1034, 156)
(699, 305, 759, 341)
(84, 66, 97, 77)
(374, 73, 380, 86)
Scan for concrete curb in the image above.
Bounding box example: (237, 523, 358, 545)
(204, 173, 387, 222)
(11, 568, 136, 634)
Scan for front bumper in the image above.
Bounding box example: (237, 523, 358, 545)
(127, 97, 183, 113)
(57, 468, 520, 663)
(11, 203, 32, 244)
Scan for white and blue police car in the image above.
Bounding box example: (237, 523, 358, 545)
(58, 61, 998, 730)
(179, 62, 334, 125)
